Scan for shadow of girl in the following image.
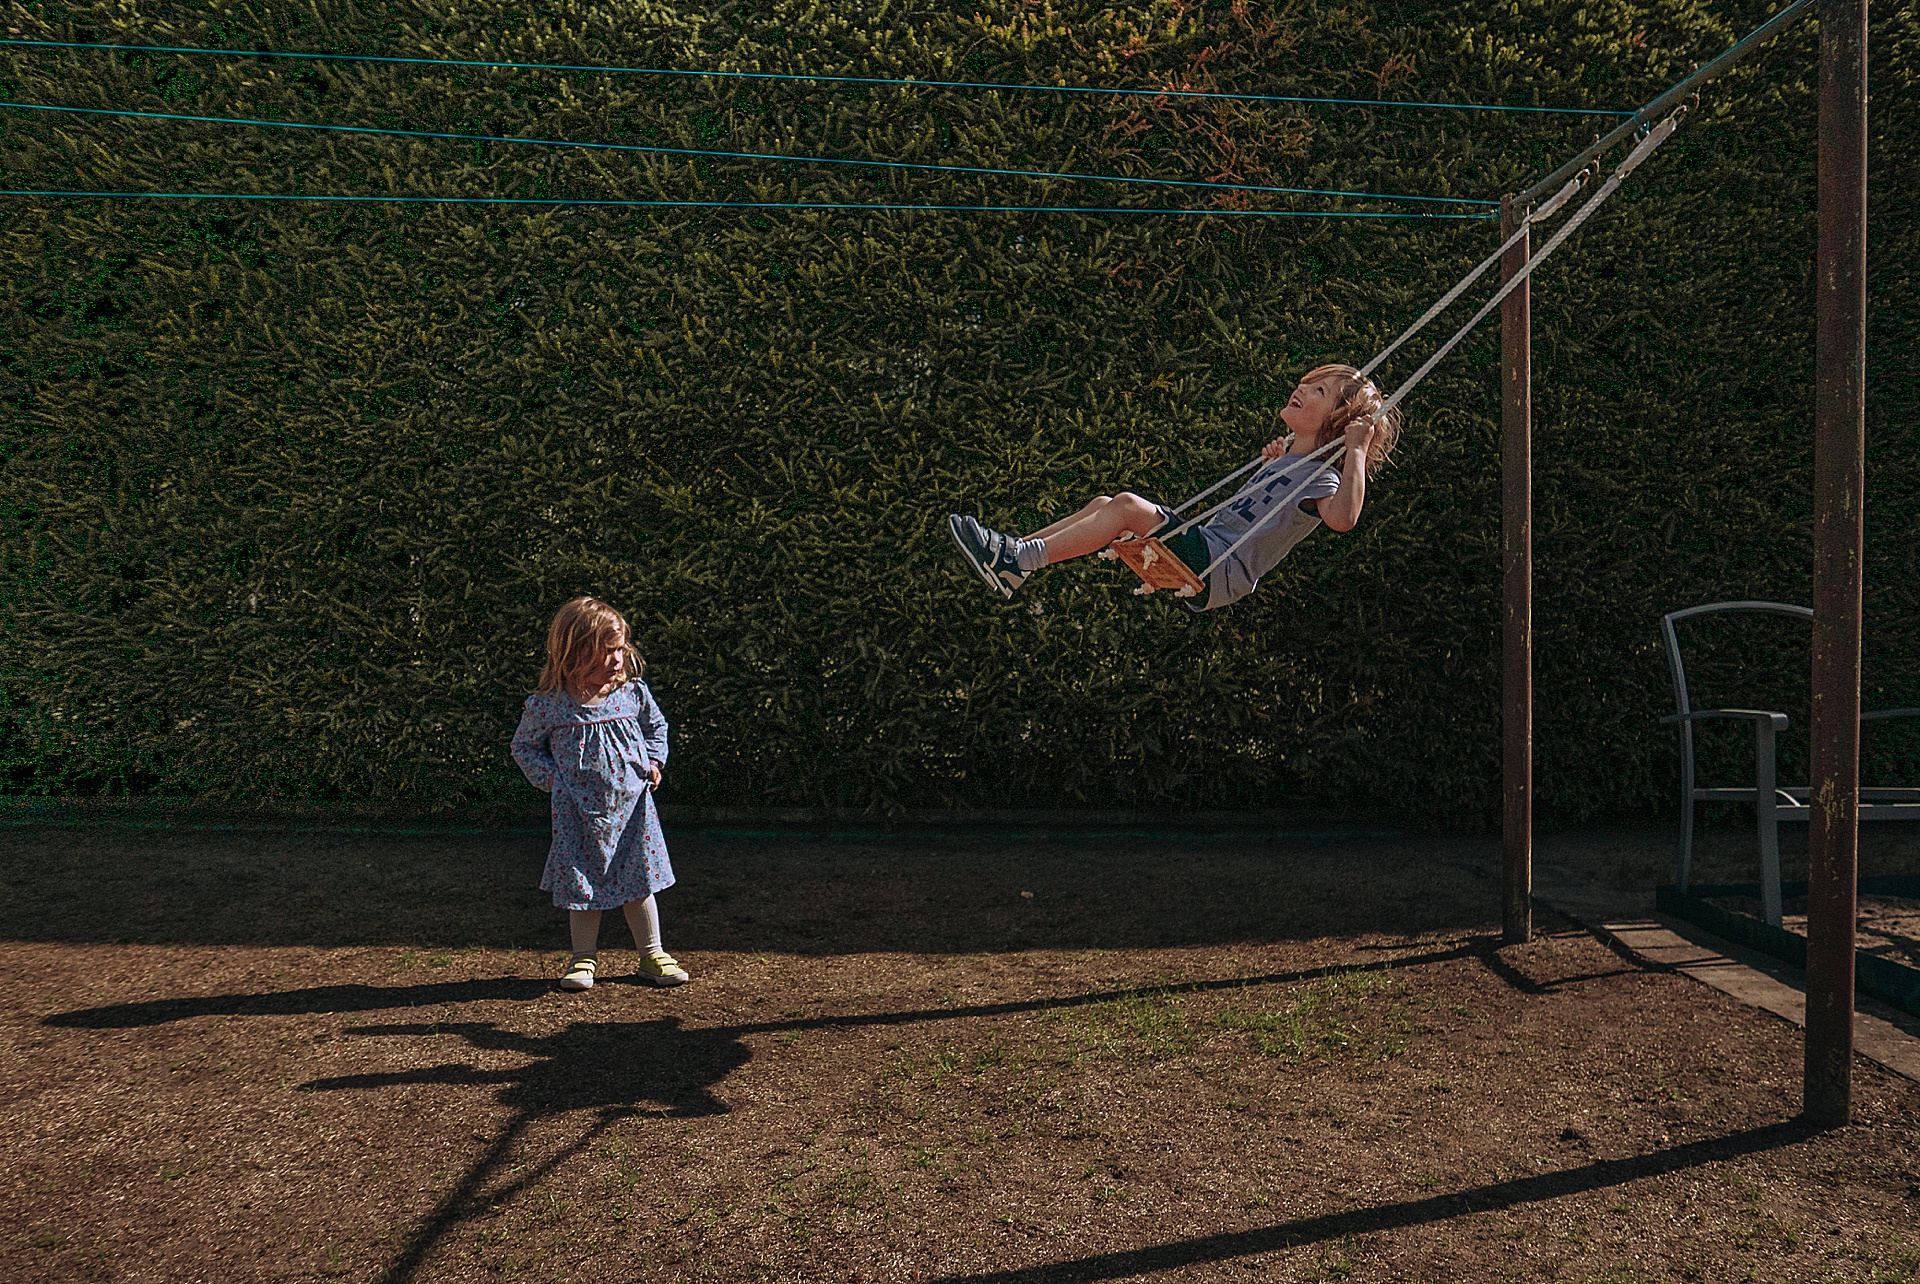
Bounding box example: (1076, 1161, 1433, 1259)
(297, 1017, 753, 1282)
(300, 1016, 750, 1118)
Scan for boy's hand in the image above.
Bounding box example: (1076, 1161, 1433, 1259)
(1344, 414, 1377, 460)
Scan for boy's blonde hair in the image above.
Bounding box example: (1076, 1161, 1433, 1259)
(1300, 363, 1403, 470)
(536, 596, 645, 697)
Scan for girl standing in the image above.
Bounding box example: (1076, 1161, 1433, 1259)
(511, 596, 689, 991)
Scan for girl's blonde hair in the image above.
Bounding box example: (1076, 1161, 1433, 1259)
(1300, 363, 1403, 470)
(536, 596, 645, 698)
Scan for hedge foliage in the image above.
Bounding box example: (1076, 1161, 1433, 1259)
(1, 0, 1915, 822)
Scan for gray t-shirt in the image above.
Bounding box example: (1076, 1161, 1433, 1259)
(1191, 456, 1341, 611)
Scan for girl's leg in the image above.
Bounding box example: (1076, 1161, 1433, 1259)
(560, 909, 603, 990)
(569, 909, 603, 957)
(622, 895, 663, 954)
(623, 894, 690, 985)
(1026, 492, 1163, 563)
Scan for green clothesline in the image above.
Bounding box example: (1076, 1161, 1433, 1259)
(0, 37, 1637, 117)
(0, 101, 1500, 209)
(0, 189, 1497, 217)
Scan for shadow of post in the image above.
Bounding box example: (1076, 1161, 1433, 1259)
(924, 1118, 1821, 1284)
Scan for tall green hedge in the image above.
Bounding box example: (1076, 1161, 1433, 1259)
(2, 0, 1915, 822)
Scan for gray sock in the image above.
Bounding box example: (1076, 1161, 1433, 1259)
(1014, 538, 1049, 572)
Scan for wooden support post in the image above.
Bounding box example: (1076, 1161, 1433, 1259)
(1501, 194, 1533, 947)
(1805, 0, 1868, 1129)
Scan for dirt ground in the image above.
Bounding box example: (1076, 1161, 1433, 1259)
(1652, 823, 1920, 969)
(1852, 897, 1920, 968)
(1, 818, 1917, 1283)
(1695, 893, 1920, 970)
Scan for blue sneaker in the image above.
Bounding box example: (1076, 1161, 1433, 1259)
(947, 514, 1027, 598)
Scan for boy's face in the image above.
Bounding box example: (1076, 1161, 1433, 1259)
(579, 625, 627, 694)
(1279, 377, 1337, 438)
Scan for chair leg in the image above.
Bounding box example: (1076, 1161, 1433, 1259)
(1677, 736, 1695, 891)
(1755, 720, 1782, 928)
(1678, 795, 1696, 892)
(1678, 800, 1696, 894)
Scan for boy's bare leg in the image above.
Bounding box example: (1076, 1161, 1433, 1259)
(1026, 492, 1162, 563)
(949, 491, 1161, 592)
(1022, 496, 1113, 543)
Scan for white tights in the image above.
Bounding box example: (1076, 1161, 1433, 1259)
(569, 894, 662, 957)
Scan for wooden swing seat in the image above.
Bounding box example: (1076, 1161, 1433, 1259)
(1101, 534, 1206, 597)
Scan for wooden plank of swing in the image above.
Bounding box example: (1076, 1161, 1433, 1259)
(1110, 537, 1206, 597)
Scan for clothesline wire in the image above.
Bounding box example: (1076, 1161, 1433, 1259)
(0, 189, 1497, 217)
(0, 101, 1500, 208)
(0, 37, 1638, 118)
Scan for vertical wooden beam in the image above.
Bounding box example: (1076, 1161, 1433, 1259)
(1805, 0, 1869, 1128)
(1501, 195, 1533, 947)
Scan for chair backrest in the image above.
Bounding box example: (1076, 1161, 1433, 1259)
(1659, 601, 1813, 719)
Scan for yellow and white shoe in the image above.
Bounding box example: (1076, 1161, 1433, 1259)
(633, 950, 690, 987)
(558, 954, 597, 991)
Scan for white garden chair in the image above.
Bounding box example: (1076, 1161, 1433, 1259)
(1660, 601, 1920, 926)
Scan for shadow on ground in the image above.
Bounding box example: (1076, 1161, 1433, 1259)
(923, 1118, 1821, 1284)
(0, 824, 1498, 952)
(43, 944, 1485, 1029)
(291, 1016, 750, 1284)
(7, 819, 1914, 954)
(38, 942, 1715, 1284)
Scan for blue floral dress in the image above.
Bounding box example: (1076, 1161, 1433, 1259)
(510, 681, 675, 911)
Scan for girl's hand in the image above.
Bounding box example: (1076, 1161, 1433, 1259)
(1260, 434, 1290, 460)
(648, 763, 662, 790)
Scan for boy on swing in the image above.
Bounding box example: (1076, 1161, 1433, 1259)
(947, 364, 1401, 610)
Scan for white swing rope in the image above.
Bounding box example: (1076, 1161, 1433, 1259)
(1163, 109, 1682, 591)
(1148, 164, 1595, 553)
(1373, 109, 1682, 424)
(1356, 164, 1593, 383)
(1185, 442, 1344, 586)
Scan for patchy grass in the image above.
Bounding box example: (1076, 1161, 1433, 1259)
(1215, 970, 1411, 1061)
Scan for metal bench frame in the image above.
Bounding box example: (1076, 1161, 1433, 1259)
(1660, 600, 1920, 926)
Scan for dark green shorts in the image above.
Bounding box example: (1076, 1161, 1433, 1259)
(1158, 525, 1211, 582)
